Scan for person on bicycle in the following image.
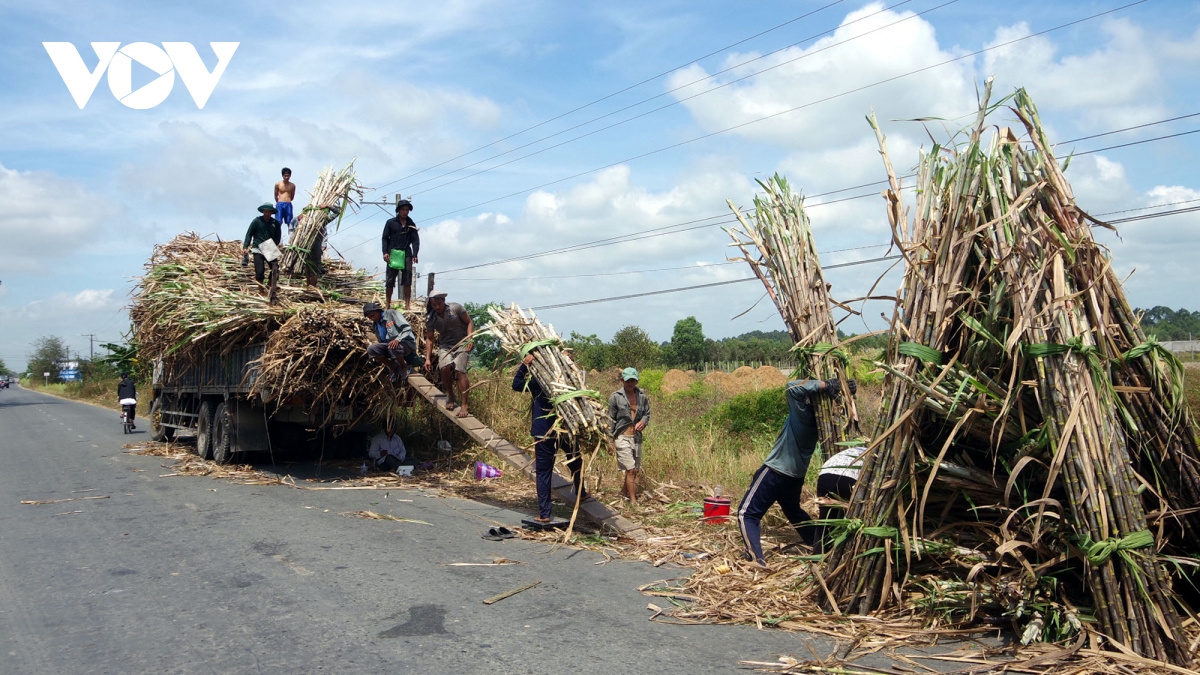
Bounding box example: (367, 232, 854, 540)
(117, 372, 137, 430)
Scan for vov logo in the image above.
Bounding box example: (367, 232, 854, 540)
(43, 42, 238, 110)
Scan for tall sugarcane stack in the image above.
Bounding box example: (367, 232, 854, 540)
(130, 230, 421, 431)
(726, 174, 860, 453)
(279, 161, 362, 276)
(819, 84, 1198, 665)
(486, 303, 609, 439)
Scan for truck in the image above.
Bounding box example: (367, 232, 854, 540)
(148, 344, 369, 464)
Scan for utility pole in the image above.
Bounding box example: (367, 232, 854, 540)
(81, 334, 96, 361)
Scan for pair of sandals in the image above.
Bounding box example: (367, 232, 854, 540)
(481, 526, 517, 541)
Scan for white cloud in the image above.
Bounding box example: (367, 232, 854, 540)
(665, 3, 976, 151)
(984, 19, 1168, 130)
(0, 163, 118, 273)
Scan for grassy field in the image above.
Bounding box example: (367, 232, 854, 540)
(21, 377, 150, 417)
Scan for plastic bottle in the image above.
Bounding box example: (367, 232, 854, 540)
(714, 484, 723, 498)
(360, 461, 369, 476)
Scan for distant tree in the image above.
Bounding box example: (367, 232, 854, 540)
(463, 302, 505, 368)
(565, 332, 610, 371)
(0, 357, 10, 376)
(27, 336, 69, 383)
(610, 325, 659, 370)
(669, 316, 706, 367)
(98, 340, 139, 376)
(1139, 306, 1200, 341)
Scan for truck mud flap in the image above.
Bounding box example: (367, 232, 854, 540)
(230, 399, 270, 454)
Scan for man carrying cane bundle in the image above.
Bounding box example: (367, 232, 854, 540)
(514, 353, 586, 524)
(737, 377, 855, 569)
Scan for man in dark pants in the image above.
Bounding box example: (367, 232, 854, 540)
(117, 372, 137, 430)
(381, 199, 419, 310)
(243, 203, 282, 286)
(363, 301, 423, 384)
(737, 377, 855, 569)
(513, 353, 585, 523)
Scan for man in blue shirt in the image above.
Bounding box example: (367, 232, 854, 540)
(363, 302, 422, 384)
(513, 353, 585, 523)
(737, 377, 855, 568)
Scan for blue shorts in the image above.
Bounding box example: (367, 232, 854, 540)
(276, 202, 294, 228)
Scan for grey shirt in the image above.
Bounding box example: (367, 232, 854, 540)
(607, 387, 651, 442)
(426, 302, 470, 351)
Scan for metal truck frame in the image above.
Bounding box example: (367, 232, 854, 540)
(148, 344, 365, 463)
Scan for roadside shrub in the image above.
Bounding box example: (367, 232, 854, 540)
(710, 385, 787, 435)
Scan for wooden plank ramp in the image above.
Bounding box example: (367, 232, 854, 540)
(406, 374, 646, 540)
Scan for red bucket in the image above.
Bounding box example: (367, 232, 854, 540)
(702, 497, 732, 524)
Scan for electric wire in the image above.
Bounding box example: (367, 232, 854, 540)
(371, 0, 854, 191)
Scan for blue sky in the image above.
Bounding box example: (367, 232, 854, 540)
(3, 0, 1200, 371)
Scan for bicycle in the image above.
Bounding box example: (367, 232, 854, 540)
(119, 398, 137, 434)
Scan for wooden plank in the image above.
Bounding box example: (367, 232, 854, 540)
(406, 374, 645, 539)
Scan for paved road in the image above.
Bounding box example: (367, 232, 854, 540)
(0, 385, 862, 674)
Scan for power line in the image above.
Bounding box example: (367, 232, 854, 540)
(1074, 128, 1200, 156)
(370, 0, 854, 192)
(400, 0, 936, 197)
(529, 255, 902, 311)
(412, 0, 1151, 223)
(441, 243, 891, 282)
(1093, 198, 1200, 217)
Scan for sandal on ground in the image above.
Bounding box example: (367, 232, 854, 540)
(482, 528, 504, 541)
(496, 527, 517, 539)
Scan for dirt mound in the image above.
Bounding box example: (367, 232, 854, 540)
(661, 369, 693, 395)
(704, 370, 734, 394)
(754, 365, 788, 389)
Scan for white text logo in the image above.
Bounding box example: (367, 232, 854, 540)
(43, 42, 239, 110)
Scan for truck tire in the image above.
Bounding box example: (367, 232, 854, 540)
(150, 397, 175, 442)
(195, 401, 216, 460)
(212, 401, 234, 465)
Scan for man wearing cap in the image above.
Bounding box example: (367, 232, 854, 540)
(737, 377, 856, 570)
(381, 199, 420, 310)
(363, 302, 421, 384)
(243, 203, 282, 286)
(424, 291, 474, 418)
(608, 368, 651, 504)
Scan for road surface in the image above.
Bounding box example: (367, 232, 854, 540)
(0, 385, 878, 674)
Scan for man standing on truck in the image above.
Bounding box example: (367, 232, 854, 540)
(363, 301, 420, 384)
(275, 167, 296, 235)
(381, 199, 419, 310)
(736, 377, 856, 570)
(424, 290, 473, 418)
(243, 203, 282, 287)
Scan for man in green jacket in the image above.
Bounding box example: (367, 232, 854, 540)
(243, 203, 282, 286)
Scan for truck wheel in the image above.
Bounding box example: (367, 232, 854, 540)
(211, 401, 234, 465)
(150, 397, 175, 442)
(195, 401, 216, 460)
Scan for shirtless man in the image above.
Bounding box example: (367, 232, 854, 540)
(275, 167, 297, 234)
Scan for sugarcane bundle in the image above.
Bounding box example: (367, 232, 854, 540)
(485, 303, 608, 438)
(820, 84, 1196, 665)
(726, 174, 859, 452)
(279, 161, 362, 275)
(130, 231, 396, 430)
